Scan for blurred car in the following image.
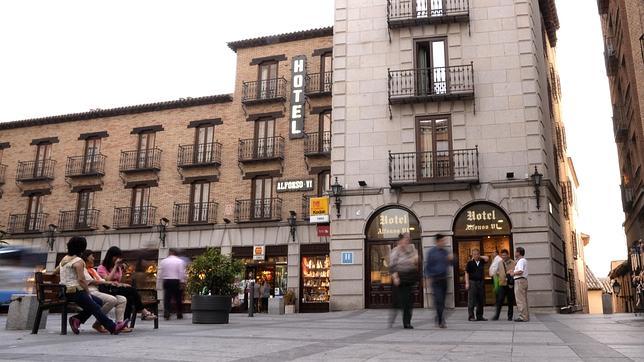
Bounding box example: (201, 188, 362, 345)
(0, 246, 47, 306)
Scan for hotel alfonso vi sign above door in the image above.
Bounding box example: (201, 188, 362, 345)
(290, 55, 306, 139)
(453, 203, 511, 236)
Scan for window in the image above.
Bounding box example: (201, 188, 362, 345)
(26, 194, 44, 231)
(136, 132, 156, 168)
(76, 190, 95, 228)
(318, 170, 330, 196)
(190, 182, 211, 223)
(254, 118, 276, 158)
(416, 116, 452, 179)
(131, 186, 151, 225)
(319, 111, 332, 153)
(34, 143, 52, 177)
(415, 38, 447, 95)
(83, 137, 101, 174)
(258, 61, 278, 99)
(194, 124, 215, 164)
(252, 176, 273, 219)
(320, 52, 332, 92)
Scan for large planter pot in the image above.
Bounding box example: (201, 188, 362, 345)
(191, 295, 231, 324)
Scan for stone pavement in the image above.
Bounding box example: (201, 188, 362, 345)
(0, 309, 642, 361)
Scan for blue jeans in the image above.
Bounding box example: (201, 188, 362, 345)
(431, 278, 447, 324)
(67, 291, 116, 333)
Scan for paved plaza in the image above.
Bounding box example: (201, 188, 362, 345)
(0, 309, 642, 361)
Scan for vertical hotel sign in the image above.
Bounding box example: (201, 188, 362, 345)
(290, 55, 306, 139)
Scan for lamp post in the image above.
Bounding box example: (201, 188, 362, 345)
(631, 240, 642, 273)
(288, 210, 297, 242)
(530, 166, 543, 209)
(330, 177, 344, 219)
(612, 280, 621, 296)
(46, 224, 58, 251)
(158, 217, 169, 248)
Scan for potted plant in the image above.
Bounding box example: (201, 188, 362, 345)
(186, 248, 244, 324)
(284, 289, 296, 314)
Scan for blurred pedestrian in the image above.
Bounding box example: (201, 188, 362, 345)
(389, 232, 418, 329)
(261, 278, 271, 312)
(489, 250, 503, 296)
(465, 249, 489, 321)
(424, 234, 452, 328)
(510, 247, 529, 322)
(158, 248, 186, 320)
(492, 249, 516, 321)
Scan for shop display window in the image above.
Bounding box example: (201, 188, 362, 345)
(301, 255, 330, 303)
(121, 250, 159, 290)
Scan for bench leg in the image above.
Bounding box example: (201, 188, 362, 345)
(130, 312, 137, 329)
(31, 307, 44, 335)
(153, 305, 159, 329)
(61, 305, 68, 335)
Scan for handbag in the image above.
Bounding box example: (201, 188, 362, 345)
(397, 269, 419, 285)
(506, 274, 515, 286)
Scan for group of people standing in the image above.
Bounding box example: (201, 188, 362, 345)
(388, 233, 529, 329)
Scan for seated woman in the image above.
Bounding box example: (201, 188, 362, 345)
(97, 246, 157, 322)
(59, 236, 128, 335)
(81, 250, 131, 333)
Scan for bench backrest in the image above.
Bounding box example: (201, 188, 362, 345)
(34, 272, 66, 305)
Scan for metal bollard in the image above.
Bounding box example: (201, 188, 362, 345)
(248, 281, 254, 317)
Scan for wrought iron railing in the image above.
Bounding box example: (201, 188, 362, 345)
(241, 78, 288, 103)
(0, 163, 6, 185)
(597, 0, 608, 14)
(16, 160, 56, 181)
(173, 202, 218, 225)
(65, 154, 106, 177)
(8, 213, 48, 234)
(238, 136, 285, 162)
(113, 206, 157, 228)
(621, 184, 634, 212)
(58, 209, 100, 231)
(177, 142, 222, 167)
(305, 72, 333, 95)
(613, 105, 627, 143)
(234, 198, 282, 222)
(389, 148, 479, 185)
(604, 36, 617, 76)
(119, 148, 162, 172)
(304, 131, 332, 156)
(387, 0, 469, 26)
(388, 64, 474, 102)
(302, 194, 310, 220)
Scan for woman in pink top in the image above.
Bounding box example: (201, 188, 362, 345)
(97, 246, 156, 322)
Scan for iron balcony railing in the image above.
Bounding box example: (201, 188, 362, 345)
(388, 64, 474, 104)
(238, 136, 285, 162)
(119, 148, 162, 172)
(621, 184, 634, 212)
(173, 202, 218, 225)
(16, 159, 56, 181)
(0, 163, 6, 185)
(597, 0, 608, 14)
(387, 0, 469, 28)
(613, 105, 627, 143)
(604, 36, 617, 76)
(8, 213, 48, 234)
(302, 194, 311, 220)
(304, 131, 332, 156)
(58, 209, 100, 231)
(234, 198, 282, 223)
(389, 148, 479, 186)
(113, 206, 157, 228)
(177, 142, 222, 168)
(65, 154, 106, 177)
(241, 77, 288, 104)
(305, 72, 333, 95)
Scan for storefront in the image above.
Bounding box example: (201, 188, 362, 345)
(452, 202, 512, 307)
(300, 243, 330, 312)
(120, 249, 160, 289)
(232, 245, 288, 312)
(364, 206, 423, 309)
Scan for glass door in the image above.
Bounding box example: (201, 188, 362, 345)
(131, 186, 150, 225)
(34, 143, 52, 178)
(137, 132, 156, 168)
(83, 138, 101, 174)
(252, 177, 273, 220)
(319, 111, 332, 153)
(417, 117, 452, 181)
(190, 182, 210, 223)
(26, 195, 43, 231)
(320, 52, 332, 92)
(255, 118, 275, 158)
(195, 125, 215, 164)
(76, 191, 94, 228)
(258, 61, 278, 99)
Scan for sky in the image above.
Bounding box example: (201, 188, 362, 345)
(0, 1, 626, 275)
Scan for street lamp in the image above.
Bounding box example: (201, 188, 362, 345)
(288, 210, 297, 242)
(158, 217, 169, 248)
(330, 177, 344, 218)
(530, 166, 543, 209)
(612, 280, 621, 296)
(46, 224, 58, 251)
(631, 240, 642, 272)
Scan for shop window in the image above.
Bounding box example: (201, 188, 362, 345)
(300, 243, 330, 312)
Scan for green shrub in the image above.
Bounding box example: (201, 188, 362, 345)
(186, 248, 244, 296)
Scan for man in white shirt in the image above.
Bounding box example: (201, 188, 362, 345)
(510, 246, 529, 322)
(158, 249, 186, 320)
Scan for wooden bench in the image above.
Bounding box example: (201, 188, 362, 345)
(129, 288, 159, 329)
(32, 272, 79, 335)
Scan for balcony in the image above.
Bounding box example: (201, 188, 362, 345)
(177, 142, 222, 168)
(234, 198, 282, 223)
(241, 78, 287, 105)
(173, 202, 218, 226)
(387, 0, 469, 28)
(604, 37, 617, 76)
(621, 184, 634, 212)
(58, 209, 100, 231)
(388, 64, 474, 105)
(613, 105, 627, 143)
(113, 206, 157, 229)
(304, 131, 332, 157)
(302, 194, 310, 220)
(389, 148, 479, 189)
(7, 213, 48, 234)
(597, 0, 608, 14)
(16, 160, 56, 182)
(305, 72, 332, 96)
(0, 163, 6, 185)
(65, 155, 106, 177)
(119, 148, 162, 173)
(238, 136, 285, 163)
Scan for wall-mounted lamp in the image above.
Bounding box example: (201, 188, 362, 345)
(530, 166, 543, 209)
(223, 218, 231, 224)
(102, 225, 111, 231)
(46, 224, 58, 251)
(631, 240, 642, 273)
(158, 217, 169, 248)
(358, 180, 367, 187)
(612, 280, 621, 295)
(288, 210, 297, 242)
(330, 177, 344, 218)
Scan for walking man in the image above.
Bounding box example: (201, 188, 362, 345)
(492, 249, 516, 321)
(389, 232, 418, 329)
(424, 234, 452, 328)
(510, 246, 529, 322)
(465, 249, 489, 321)
(158, 248, 186, 320)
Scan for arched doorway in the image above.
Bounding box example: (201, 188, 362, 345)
(364, 206, 423, 308)
(452, 202, 513, 307)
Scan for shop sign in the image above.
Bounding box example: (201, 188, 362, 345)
(341, 251, 354, 265)
(453, 203, 511, 236)
(276, 179, 313, 192)
(309, 197, 330, 223)
(253, 245, 265, 261)
(317, 224, 330, 237)
(289, 55, 306, 139)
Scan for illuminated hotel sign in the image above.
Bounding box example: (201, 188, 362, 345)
(290, 55, 306, 139)
(366, 208, 421, 240)
(453, 203, 511, 236)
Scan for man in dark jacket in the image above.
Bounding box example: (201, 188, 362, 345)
(424, 234, 452, 328)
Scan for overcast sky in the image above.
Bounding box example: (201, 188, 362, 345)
(0, 1, 625, 276)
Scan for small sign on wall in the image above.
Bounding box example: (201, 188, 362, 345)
(309, 197, 330, 223)
(341, 251, 354, 265)
(317, 224, 330, 237)
(253, 246, 265, 261)
(276, 179, 313, 192)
